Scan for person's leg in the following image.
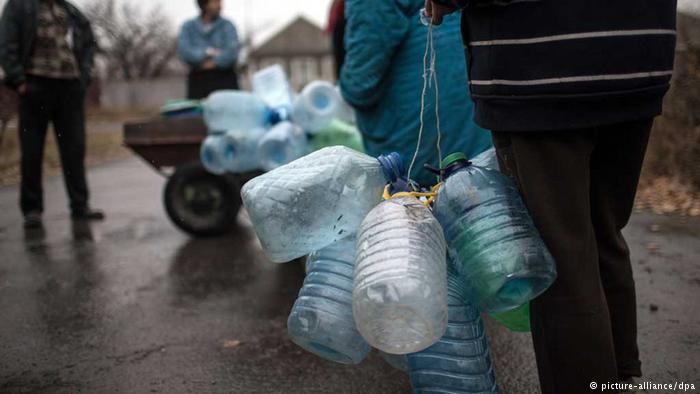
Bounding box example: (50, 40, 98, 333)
(18, 77, 51, 216)
(51, 79, 90, 214)
(590, 119, 652, 380)
(492, 130, 619, 394)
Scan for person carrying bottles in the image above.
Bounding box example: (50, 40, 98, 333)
(0, 0, 104, 229)
(339, 0, 492, 188)
(178, 0, 240, 100)
(425, 0, 677, 393)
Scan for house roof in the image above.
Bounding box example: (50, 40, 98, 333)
(251, 16, 331, 58)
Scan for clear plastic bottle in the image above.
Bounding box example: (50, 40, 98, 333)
(292, 81, 340, 133)
(407, 263, 499, 393)
(202, 90, 272, 132)
(353, 196, 448, 354)
(471, 147, 500, 171)
(334, 85, 357, 125)
(200, 133, 228, 175)
(240, 147, 404, 263)
(433, 152, 557, 313)
(251, 64, 294, 118)
(221, 128, 266, 173)
(257, 121, 310, 171)
(287, 236, 370, 364)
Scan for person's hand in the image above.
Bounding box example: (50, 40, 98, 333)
(205, 47, 221, 58)
(16, 83, 27, 95)
(201, 60, 217, 70)
(425, 0, 459, 25)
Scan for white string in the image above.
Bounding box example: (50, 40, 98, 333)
(407, 23, 435, 189)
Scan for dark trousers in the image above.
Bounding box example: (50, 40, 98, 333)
(492, 119, 652, 394)
(186, 69, 239, 100)
(19, 76, 89, 215)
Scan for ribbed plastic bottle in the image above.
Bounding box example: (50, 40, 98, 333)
(200, 132, 228, 175)
(470, 147, 499, 171)
(241, 146, 404, 262)
(309, 119, 364, 153)
(353, 196, 448, 354)
(202, 90, 273, 132)
(432, 152, 557, 313)
(251, 64, 294, 118)
(221, 128, 266, 173)
(407, 263, 499, 393)
(287, 235, 370, 364)
(257, 121, 309, 171)
(293, 81, 340, 133)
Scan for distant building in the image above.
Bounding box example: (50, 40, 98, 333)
(247, 16, 334, 91)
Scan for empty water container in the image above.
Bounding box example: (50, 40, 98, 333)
(203, 90, 273, 132)
(335, 85, 357, 125)
(241, 146, 404, 262)
(407, 263, 499, 393)
(252, 64, 294, 118)
(200, 133, 228, 175)
(222, 128, 266, 173)
(353, 196, 448, 355)
(257, 121, 309, 171)
(433, 152, 557, 313)
(287, 236, 370, 364)
(293, 81, 341, 133)
(471, 147, 500, 171)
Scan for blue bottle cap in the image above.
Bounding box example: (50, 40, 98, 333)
(377, 152, 405, 183)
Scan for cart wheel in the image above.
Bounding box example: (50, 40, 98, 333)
(164, 162, 241, 236)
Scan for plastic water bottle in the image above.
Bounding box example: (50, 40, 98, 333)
(309, 119, 364, 153)
(433, 152, 557, 313)
(221, 128, 266, 173)
(407, 263, 499, 393)
(203, 90, 273, 132)
(200, 133, 228, 175)
(293, 81, 340, 133)
(241, 146, 404, 263)
(471, 147, 500, 170)
(257, 121, 309, 171)
(334, 86, 356, 125)
(353, 196, 448, 354)
(287, 236, 370, 364)
(252, 64, 294, 118)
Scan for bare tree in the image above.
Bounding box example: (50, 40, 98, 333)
(84, 0, 178, 81)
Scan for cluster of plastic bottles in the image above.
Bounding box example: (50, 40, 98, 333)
(241, 146, 557, 393)
(199, 65, 361, 175)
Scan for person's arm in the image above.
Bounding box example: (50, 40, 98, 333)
(78, 13, 97, 86)
(0, 0, 26, 90)
(212, 21, 240, 69)
(339, 0, 411, 109)
(177, 22, 208, 67)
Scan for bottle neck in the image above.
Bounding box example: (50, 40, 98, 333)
(377, 152, 405, 184)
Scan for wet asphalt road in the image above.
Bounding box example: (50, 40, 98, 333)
(0, 157, 698, 393)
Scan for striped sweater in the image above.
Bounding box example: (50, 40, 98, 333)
(433, 0, 678, 131)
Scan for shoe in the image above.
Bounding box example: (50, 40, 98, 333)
(23, 212, 43, 229)
(71, 208, 105, 221)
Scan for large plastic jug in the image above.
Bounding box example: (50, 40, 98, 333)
(203, 90, 272, 132)
(221, 128, 266, 173)
(200, 133, 228, 175)
(433, 152, 557, 313)
(287, 236, 370, 364)
(407, 264, 499, 393)
(353, 196, 448, 354)
(257, 121, 309, 171)
(241, 147, 404, 262)
(293, 81, 340, 133)
(251, 65, 294, 117)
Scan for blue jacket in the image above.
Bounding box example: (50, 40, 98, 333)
(177, 17, 240, 70)
(340, 0, 492, 187)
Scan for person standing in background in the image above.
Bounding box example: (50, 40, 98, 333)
(426, 0, 677, 392)
(0, 0, 103, 229)
(178, 0, 240, 100)
(340, 0, 492, 188)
